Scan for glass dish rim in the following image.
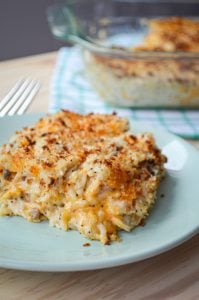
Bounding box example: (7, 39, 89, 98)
(48, 1, 199, 60)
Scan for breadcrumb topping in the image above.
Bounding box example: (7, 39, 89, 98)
(134, 17, 199, 52)
(0, 111, 166, 244)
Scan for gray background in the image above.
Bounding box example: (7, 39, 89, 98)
(0, 0, 199, 61)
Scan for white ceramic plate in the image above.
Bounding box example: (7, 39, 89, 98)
(0, 114, 198, 271)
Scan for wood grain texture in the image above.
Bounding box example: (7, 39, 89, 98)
(0, 52, 198, 300)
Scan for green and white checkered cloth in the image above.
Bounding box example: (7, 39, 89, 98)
(50, 47, 199, 139)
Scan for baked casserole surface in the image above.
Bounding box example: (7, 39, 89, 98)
(0, 111, 166, 244)
(84, 17, 199, 107)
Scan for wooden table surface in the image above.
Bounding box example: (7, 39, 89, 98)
(0, 53, 198, 300)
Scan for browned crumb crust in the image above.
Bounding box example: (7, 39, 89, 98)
(89, 17, 199, 79)
(134, 17, 199, 52)
(0, 111, 166, 244)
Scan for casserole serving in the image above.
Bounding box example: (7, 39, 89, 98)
(0, 111, 166, 244)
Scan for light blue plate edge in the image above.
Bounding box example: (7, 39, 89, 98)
(0, 113, 198, 272)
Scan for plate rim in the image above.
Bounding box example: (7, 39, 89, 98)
(0, 113, 199, 272)
(0, 226, 198, 272)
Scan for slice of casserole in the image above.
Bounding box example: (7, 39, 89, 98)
(0, 111, 166, 244)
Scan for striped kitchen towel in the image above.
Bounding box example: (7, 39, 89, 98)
(50, 47, 199, 139)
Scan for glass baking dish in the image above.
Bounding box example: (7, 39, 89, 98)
(47, 0, 199, 108)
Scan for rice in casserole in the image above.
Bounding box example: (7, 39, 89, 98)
(84, 17, 199, 107)
(0, 111, 166, 244)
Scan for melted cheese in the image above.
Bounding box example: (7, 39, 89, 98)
(0, 111, 166, 244)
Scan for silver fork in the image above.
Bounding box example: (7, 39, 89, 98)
(0, 79, 41, 117)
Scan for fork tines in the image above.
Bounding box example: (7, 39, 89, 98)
(0, 79, 40, 117)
